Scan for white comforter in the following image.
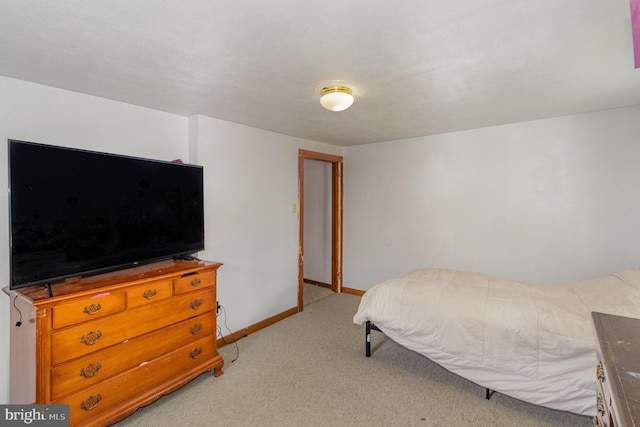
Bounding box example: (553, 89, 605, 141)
(353, 268, 640, 416)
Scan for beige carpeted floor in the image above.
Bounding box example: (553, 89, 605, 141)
(113, 289, 591, 427)
(303, 282, 334, 306)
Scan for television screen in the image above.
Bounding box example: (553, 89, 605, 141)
(8, 140, 205, 289)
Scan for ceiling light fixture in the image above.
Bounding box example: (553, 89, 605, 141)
(320, 85, 354, 112)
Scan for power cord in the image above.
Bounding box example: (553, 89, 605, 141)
(12, 294, 22, 327)
(217, 303, 239, 363)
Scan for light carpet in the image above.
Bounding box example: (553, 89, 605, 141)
(113, 292, 590, 426)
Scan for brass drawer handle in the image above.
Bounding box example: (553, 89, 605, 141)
(80, 394, 102, 411)
(596, 392, 605, 416)
(80, 330, 102, 346)
(190, 323, 203, 335)
(596, 361, 605, 382)
(80, 362, 102, 378)
(190, 299, 203, 310)
(143, 289, 157, 300)
(190, 347, 202, 359)
(83, 303, 102, 315)
(190, 278, 202, 287)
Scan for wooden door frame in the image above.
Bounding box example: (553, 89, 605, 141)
(298, 149, 343, 311)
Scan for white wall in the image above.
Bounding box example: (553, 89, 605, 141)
(193, 115, 299, 328)
(343, 105, 640, 290)
(190, 115, 340, 331)
(0, 76, 188, 404)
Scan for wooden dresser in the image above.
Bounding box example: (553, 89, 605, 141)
(4, 259, 224, 427)
(591, 312, 640, 427)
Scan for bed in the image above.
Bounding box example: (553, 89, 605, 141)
(353, 268, 640, 416)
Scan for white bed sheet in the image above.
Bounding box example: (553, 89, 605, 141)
(353, 268, 640, 416)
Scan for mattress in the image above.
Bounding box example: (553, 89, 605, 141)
(353, 268, 640, 415)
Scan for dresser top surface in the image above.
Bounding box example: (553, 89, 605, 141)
(592, 312, 640, 426)
(6, 259, 222, 304)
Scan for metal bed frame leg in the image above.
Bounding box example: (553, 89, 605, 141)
(365, 321, 382, 357)
(366, 321, 372, 357)
(485, 388, 494, 400)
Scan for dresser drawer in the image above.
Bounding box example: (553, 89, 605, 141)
(50, 311, 216, 400)
(51, 288, 216, 365)
(52, 291, 126, 329)
(173, 270, 216, 295)
(126, 279, 173, 309)
(7, 260, 223, 427)
(57, 336, 216, 426)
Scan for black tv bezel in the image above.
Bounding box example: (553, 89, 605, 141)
(7, 139, 205, 290)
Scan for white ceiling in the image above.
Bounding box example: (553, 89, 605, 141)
(1, 1, 639, 146)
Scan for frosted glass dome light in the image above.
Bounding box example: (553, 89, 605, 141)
(320, 86, 354, 112)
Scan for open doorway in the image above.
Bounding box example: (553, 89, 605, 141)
(298, 149, 343, 311)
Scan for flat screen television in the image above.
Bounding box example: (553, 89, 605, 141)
(8, 139, 205, 290)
